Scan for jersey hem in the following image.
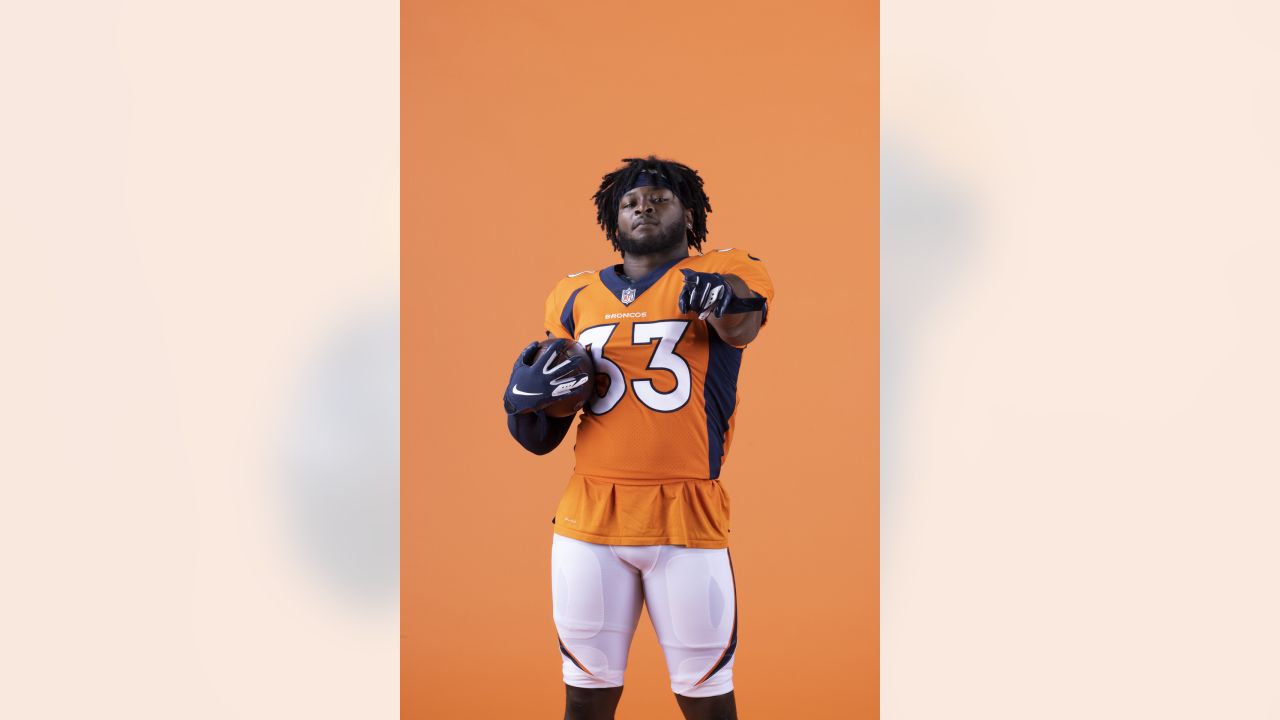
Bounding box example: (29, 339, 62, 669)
(553, 525, 728, 550)
(570, 472, 715, 486)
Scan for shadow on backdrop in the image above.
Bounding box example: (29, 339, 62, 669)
(881, 134, 972, 530)
(281, 303, 400, 606)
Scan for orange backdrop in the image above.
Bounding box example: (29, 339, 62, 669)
(403, 1, 878, 717)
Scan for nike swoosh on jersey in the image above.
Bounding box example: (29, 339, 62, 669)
(511, 386, 542, 396)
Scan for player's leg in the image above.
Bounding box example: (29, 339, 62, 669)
(674, 690, 738, 720)
(551, 534, 644, 720)
(640, 545, 739, 719)
(563, 686, 623, 720)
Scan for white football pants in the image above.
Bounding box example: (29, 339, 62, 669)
(551, 533, 738, 698)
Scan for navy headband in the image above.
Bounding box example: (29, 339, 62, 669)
(623, 169, 675, 195)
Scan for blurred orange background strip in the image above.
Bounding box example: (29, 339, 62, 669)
(403, 1, 878, 717)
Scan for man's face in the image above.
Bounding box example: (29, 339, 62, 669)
(615, 186, 692, 256)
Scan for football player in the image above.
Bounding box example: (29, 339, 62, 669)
(503, 156, 774, 720)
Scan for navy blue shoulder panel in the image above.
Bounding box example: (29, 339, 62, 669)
(560, 285, 588, 338)
(704, 328, 744, 479)
(599, 256, 686, 304)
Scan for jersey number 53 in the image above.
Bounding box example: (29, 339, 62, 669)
(577, 320, 691, 414)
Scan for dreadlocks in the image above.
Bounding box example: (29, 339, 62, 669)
(592, 155, 712, 254)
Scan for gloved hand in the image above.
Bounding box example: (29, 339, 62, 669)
(502, 339, 593, 415)
(677, 269, 766, 320)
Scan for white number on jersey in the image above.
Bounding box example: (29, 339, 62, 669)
(577, 320, 692, 415)
(577, 324, 626, 415)
(630, 321, 691, 413)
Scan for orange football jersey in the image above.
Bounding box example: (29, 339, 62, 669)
(543, 248, 774, 548)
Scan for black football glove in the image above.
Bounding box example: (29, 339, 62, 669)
(677, 269, 767, 320)
(502, 339, 592, 415)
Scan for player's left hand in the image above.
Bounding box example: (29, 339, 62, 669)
(677, 269, 735, 320)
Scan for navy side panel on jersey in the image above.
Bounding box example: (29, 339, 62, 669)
(704, 329, 743, 479)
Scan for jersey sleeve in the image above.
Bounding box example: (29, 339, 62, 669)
(543, 272, 595, 340)
(543, 283, 573, 340)
(704, 248, 775, 321)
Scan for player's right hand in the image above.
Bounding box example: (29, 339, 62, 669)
(502, 339, 592, 415)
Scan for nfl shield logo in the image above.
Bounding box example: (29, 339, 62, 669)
(621, 287, 636, 305)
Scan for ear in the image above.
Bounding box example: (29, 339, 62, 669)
(684, 207, 693, 228)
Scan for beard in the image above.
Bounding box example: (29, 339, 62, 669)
(616, 220, 687, 256)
